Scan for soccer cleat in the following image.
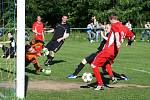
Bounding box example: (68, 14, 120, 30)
(120, 74, 128, 80)
(94, 85, 104, 90)
(67, 74, 77, 79)
(111, 77, 118, 84)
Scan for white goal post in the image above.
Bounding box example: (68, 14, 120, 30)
(16, 0, 25, 99)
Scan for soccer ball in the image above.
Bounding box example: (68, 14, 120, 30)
(82, 72, 93, 83)
(43, 69, 51, 75)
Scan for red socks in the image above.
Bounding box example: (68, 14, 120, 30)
(92, 67, 103, 86)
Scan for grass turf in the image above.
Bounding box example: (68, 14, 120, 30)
(0, 32, 150, 100)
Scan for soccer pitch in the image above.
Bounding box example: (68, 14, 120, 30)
(0, 32, 150, 100)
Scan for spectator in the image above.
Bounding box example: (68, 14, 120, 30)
(141, 22, 150, 42)
(125, 20, 132, 31)
(86, 20, 95, 43)
(125, 20, 136, 41)
(0, 32, 16, 59)
(91, 16, 101, 42)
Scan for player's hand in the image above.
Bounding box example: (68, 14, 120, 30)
(116, 41, 121, 48)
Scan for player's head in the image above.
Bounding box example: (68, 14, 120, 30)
(7, 32, 13, 39)
(109, 14, 118, 24)
(91, 16, 96, 19)
(91, 16, 96, 22)
(62, 15, 68, 24)
(25, 44, 35, 53)
(37, 16, 41, 22)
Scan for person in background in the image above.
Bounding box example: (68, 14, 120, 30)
(86, 20, 95, 43)
(141, 22, 150, 42)
(91, 16, 101, 42)
(0, 32, 16, 59)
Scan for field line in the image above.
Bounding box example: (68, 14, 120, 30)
(115, 66, 150, 74)
(126, 68, 150, 74)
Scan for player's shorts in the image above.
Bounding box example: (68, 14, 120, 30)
(34, 33, 44, 42)
(45, 40, 64, 52)
(85, 52, 98, 64)
(92, 50, 115, 67)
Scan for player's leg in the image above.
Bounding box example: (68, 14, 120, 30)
(44, 40, 64, 66)
(44, 51, 55, 66)
(90, 31, 96, 43)
(101, 66, 128, 80)
(91, 64, 104, 90)
(147, 31, 150, 42)
(67, 52, 97, 78)
(2, 46, 9, 58)
(105, 63, 117, 84)
(25, 60, 31, 67)
(32, 58, 43, 73)
(91, 53, 107, 90)
(113, 71, 128, 80)
(9, 47, 15, 58)
(95, 30, 100, 42)
(141, 30, 145, 41)
(67, 59, 87, 78)
(44, 41, 55, 65)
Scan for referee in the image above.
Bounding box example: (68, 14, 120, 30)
(44, 15, 70, 66)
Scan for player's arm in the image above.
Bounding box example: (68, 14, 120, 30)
(126, 35, 135, 46)
(32, 23, 38, 34)
(57, 30, 69, 42)
(115, 32, 121, 48)
(100, 31, 108, 40)
(0, 41, 11, 44)
(45, 28, 54, 33)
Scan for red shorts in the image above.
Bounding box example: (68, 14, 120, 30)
(34, 33, 44, 42)
(92, 50, 115, 67)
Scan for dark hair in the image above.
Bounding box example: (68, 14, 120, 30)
(109, 13, 118, 20)
(25, 44, 31, 52)
(7, 32, 13, 35)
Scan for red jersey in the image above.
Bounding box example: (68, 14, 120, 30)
(103, 22, 134, 54)
(32, 21, 45, 41)
(32, 21, 44, 34)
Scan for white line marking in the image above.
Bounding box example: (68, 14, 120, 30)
(127, 68, 150, 74)
(115, 66, 150, 74)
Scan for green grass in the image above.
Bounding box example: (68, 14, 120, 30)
(0, 32, 150, 100)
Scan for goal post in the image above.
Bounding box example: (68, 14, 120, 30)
(16, 0, 25, 99)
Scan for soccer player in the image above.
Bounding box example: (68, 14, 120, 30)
(44, 15, 70, 66)
(91, 14, 135, 90)
(25, 43, 44, 73)
(0, 32, 16, 59)
(67, 24, 129, 80)
(32, 16, 45, 54)
(32, 16, 45, 42)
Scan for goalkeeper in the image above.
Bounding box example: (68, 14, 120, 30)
(25, 40, 46, 74)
